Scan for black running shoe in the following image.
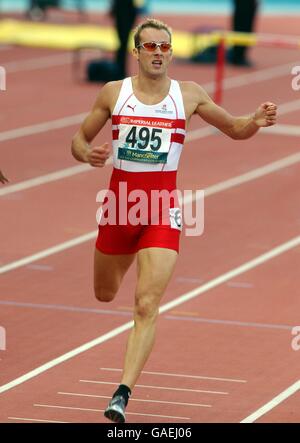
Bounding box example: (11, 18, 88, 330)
(104, 395, 126, 423)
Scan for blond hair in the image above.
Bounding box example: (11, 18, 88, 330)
(134, 18, 172, 48)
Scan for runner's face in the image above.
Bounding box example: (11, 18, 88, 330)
(134, 28, 172, 76)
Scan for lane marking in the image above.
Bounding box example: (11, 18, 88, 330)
(165, 315, 294, 331)
(0, 231, 97, 274)
(0, 112, 87, 143)
(0, 300, 132, 317)
(58, 391, 212, 407)
(1, 234, 300, 394)
(7, 416, 69, 423)
(1, 151, 300, 275)
(0, 164, 91, 197)
(79, 380, 228, 395)
(203, 152, 300, 198)
(277, 98, 300, 116)
(100, 367, 247, 383)
(3, 52, 84, 73)
(26, 264, 53, 271)
(240, 380, 300, 423)
(264, 123, 300, 136)
(158, 235, 300, 315)
(227, 281, 253, 288)
(34, 403, 190, 420)
(0, 155, 112, 197)
(220, 62, 297, 91)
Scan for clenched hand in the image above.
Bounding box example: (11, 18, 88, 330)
(87, 143, 111, 167)
(253, 102, 277, 127)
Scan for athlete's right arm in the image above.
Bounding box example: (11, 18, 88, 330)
(71, 82, 115, 166)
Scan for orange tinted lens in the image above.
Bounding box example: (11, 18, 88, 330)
(143, 42, 157, 51)
(160, 43, 171, 52)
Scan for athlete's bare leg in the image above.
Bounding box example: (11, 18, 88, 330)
(94, 248, 136, 302)
(120, 247, 178, 390)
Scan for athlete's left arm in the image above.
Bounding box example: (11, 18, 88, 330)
(194, 85, 277, 140)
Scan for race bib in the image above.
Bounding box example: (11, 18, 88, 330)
(117, 123, 171, 164)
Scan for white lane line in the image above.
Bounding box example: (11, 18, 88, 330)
(185, 125, 215, 141)
(0, 300, 132, 317)
(58, 391, 212, 408)
(79, 380, 228, 395)
(0, 164, 91, 197)
(278, 98, 300, 116)
(159, 235, 300, 315)
(203, 152, 300, 198)
(1, 234, 300, 394)
(1, 151, 300, 275)
(7, 416, 69, 423)
(34, 404, 190, 420)
(240, 380, 300, 423)
(4, 53, 76, 73)
(264, 123, 300, 136)
(0, 112, 87, 143)
(217, 62, 297, 92)
(165, 315, 293, 331)
(0, 157, 113, 197)
(99, 367, 247, 383)
(227, 281, 253, 288)
(0, 231, 97, 274)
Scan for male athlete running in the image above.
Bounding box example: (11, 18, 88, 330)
(71, 18, 277, 423)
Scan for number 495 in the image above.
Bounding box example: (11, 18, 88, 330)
(126, 126, 162, 151)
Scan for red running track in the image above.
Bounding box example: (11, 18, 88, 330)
(0, 13, 300, 423)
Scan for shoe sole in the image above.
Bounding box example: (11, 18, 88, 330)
(104, 408, 125, 423)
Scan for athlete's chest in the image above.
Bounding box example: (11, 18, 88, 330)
(113, 96, 184, 165)
(122, 95, 177, 118)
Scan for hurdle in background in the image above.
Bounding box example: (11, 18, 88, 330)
(211, 32, 300, 104)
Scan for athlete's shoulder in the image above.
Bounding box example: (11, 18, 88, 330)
(93, 80, 124, 111)
(178, 80, 205, 95)
(179, 81, 209, 105)
(100, 80, 124, 99)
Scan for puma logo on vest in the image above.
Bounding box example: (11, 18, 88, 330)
(127, 104, 136, 112)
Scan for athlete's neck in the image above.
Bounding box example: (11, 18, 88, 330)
(132, 74, 171, 98)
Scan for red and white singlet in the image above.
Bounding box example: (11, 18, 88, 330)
(96, 77, 186, 254)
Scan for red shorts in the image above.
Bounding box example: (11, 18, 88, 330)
(96, 224, 180, 254)
(95, 168, 181, 255)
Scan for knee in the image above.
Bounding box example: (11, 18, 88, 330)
(94, 285, 116, 303)
(135, 292, 160, 321)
